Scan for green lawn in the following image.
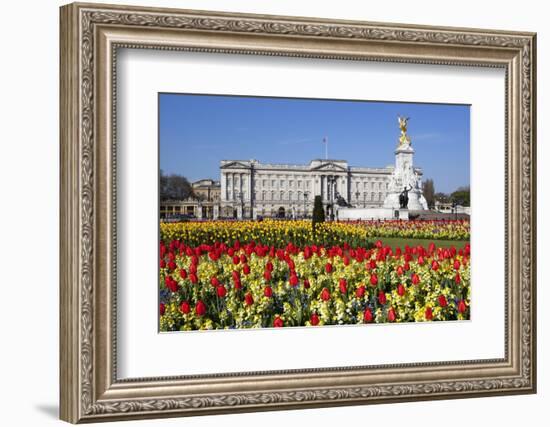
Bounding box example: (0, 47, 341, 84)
(371, 236, 470, 250)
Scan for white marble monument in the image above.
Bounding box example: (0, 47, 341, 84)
(383, 116, 428, 211)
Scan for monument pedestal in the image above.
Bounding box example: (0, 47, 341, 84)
(395, 208, 409, 220)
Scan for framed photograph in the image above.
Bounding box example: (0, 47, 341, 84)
(60, 2, 537, 423)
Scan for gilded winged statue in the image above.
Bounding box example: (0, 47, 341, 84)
(398, 115, 411, 146)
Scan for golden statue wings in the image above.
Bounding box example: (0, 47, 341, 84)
(397, 115, 411, 146)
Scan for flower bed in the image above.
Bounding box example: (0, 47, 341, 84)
(350, 219, 470, 240)
(159, 237, 470, 331)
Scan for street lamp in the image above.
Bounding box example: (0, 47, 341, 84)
(303, 192, 309, 218)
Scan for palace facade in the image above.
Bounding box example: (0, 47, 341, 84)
(219, 159, 423, 219)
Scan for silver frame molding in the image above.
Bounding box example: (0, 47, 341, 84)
(60, 2, 537, 423)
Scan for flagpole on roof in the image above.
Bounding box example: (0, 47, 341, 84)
(324, 136, 328, 160)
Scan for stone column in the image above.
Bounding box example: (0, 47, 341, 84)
(220, 172, 227, 202)
(241, 173, 244, 198)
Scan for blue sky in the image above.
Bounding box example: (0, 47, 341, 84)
(159, 94, 470, 194)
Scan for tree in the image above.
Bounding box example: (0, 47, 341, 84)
(312, 195, 325, 232)
(160, 170, 193, 201)
(451, 186, 470, 206)
(434, 192, 450, 204)
(422, 178, 435, 209)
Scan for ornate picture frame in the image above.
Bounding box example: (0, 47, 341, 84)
(60, 2, 536, 423)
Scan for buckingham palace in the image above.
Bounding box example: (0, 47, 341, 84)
(219, 158, 423, 219)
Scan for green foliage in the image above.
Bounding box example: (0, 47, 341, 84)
(423, 178, 435, 209)
(312, 195, 325, 231)
(160, 170, 193, 201)
(451, 187, 470, 206)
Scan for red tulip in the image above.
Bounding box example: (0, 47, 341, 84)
(303, 279, 310, 289)
(320, 287, 331, 301)
(159, 303, 165, 315)
(217, 285, 227, 298)
(165, 276, 178, 292)
(339, 278, 348, 294)
(179, 268, 187, 279)
(417, 255, 425, 265)
(355, 285, 366, 298)
(364, 308, 373, 323)
(189, 273, 198, 284)
(455, 272, 461, 284)
(397, 283, 406, 297)
(370, 273, 378, 286)
(438, 295, 448, 307)
(325, 263, 333, 273)
(232, 255, 240, 265)
(264, 286, 273, 297)
(458, 300, 467, 313)
(388, 307, 396, 322)
(431, 260, 439, 271)
(159, 259, 166, 269)
(244, 292, 254, 306)
(289, 274, 299, 287)
(453, 259, 461, 270)
(425, 306, 433, 320)
(266, 261, 274, 272)
(243, 264, 251, 275)
(273, 316, 284, 327)
(310, 313, 320, 326)
(167, 260, 176, 271)
(378, 290, 387, 305)
(396, 266, 404, 276)
(210, 276, 220, 287)
(343, 256, 350, 266)
(411, 273, 420, 285)
(180, 300, 190, 314)
(195, 300, 206, 317)
(263, 270, 272, 281)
